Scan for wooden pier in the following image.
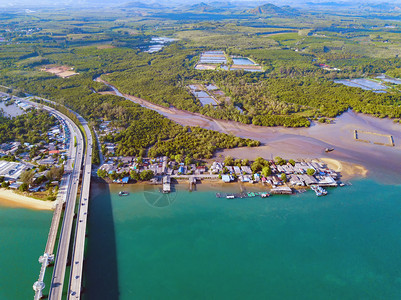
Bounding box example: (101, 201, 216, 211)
(216, 191, 269, 199)
(189, 176, 197, 191)
(162, 175, 171, 193)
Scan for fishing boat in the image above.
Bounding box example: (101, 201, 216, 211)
(310, 185, 327, 196)
(119, 191, 129, 196)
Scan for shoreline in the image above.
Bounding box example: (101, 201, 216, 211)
(95, 78, 401, 180)
(102, 158, 367, 193)
(0, 188, 54, 211)
(319, 158, 368, 181)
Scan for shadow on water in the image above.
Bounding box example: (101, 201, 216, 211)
(83, 182, 119, 300)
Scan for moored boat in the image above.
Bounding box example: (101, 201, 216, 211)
(119, 191, 129, 196)
(310, 185, 327, 196)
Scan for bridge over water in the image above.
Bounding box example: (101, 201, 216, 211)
(20, 97, 94, 300)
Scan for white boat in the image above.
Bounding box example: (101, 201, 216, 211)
(310, 185, 327, 196)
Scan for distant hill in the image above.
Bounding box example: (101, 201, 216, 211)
(122, 2, 164, 9)
(248, 3, 300, 16)
(305, 2, 353, 7)
(186, 2, 221, 13)
(363, 2, 401, 12)
(305, 1, 401, 13)
(208, 1, 236, 10)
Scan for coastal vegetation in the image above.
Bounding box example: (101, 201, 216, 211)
(0, 110, 56, 144)
(31, 91, 259, 158)
(0, 3, 400, 155)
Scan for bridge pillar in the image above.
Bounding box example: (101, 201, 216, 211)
(33, 281, 45, 299)
(33, 253, 54, 299)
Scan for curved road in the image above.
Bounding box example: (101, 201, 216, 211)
(26, 98, 82, 300)
(23, 97, 93, 300)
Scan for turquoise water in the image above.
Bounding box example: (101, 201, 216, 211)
(2, 179, 401, 299)
(85, 179, 401, 300)
(0, 207, 51, 299)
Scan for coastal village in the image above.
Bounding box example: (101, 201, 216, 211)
(96, 111, 340, 197)
(97, 155, 340, 197)
(0, 95, 68, 197)
(97, 113, 341, 198)
(0, 93, 344, 202)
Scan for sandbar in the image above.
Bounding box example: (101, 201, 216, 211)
(0, 188, 54, 211)
(319, 158, 368, 180)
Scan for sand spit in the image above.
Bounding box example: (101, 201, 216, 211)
(0, 189, 54, 211)
(319, 158, 368, 180)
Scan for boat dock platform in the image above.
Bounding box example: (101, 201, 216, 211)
(162, 175, 171, 193)
(189, 176, 197, 192)
(216, 192, 269, 199)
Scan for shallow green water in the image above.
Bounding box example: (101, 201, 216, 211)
(85, 179, 401, 300)
(0, 207, 51, 300)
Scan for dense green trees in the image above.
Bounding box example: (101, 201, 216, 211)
(261, 166, 272, 177)
(251, 157, 270, 173)
(274, 156, 287, 166)
(97, 169, 107, 178)
(19, 183, 29, 192)
(147, 127, 259, 159)
(0, 12, 401, 157)
(0, 110, 56, 144)
(130, 170, 140, 181)
(140, 170, 154, 181)
(47, 166, 64, 181)
(307, 168, 316, 176)
(20, 170, 34, 185)
(90, 127, 100, 165)
(224, 156, 234, 166)
(0, 74, 259, 158)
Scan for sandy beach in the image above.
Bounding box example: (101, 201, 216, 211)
(319, 158, 368, 180)
(0, 189, 54, 211)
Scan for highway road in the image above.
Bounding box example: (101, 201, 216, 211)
(9, 93, 94, 300)
(68, 114, 93, 299)
(23, 96, 94, 300)
(22, 97, 85, 300)
(22, 98, 85, 300)
(48, 113, 84, 300)
(44, 109, 77, 255)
